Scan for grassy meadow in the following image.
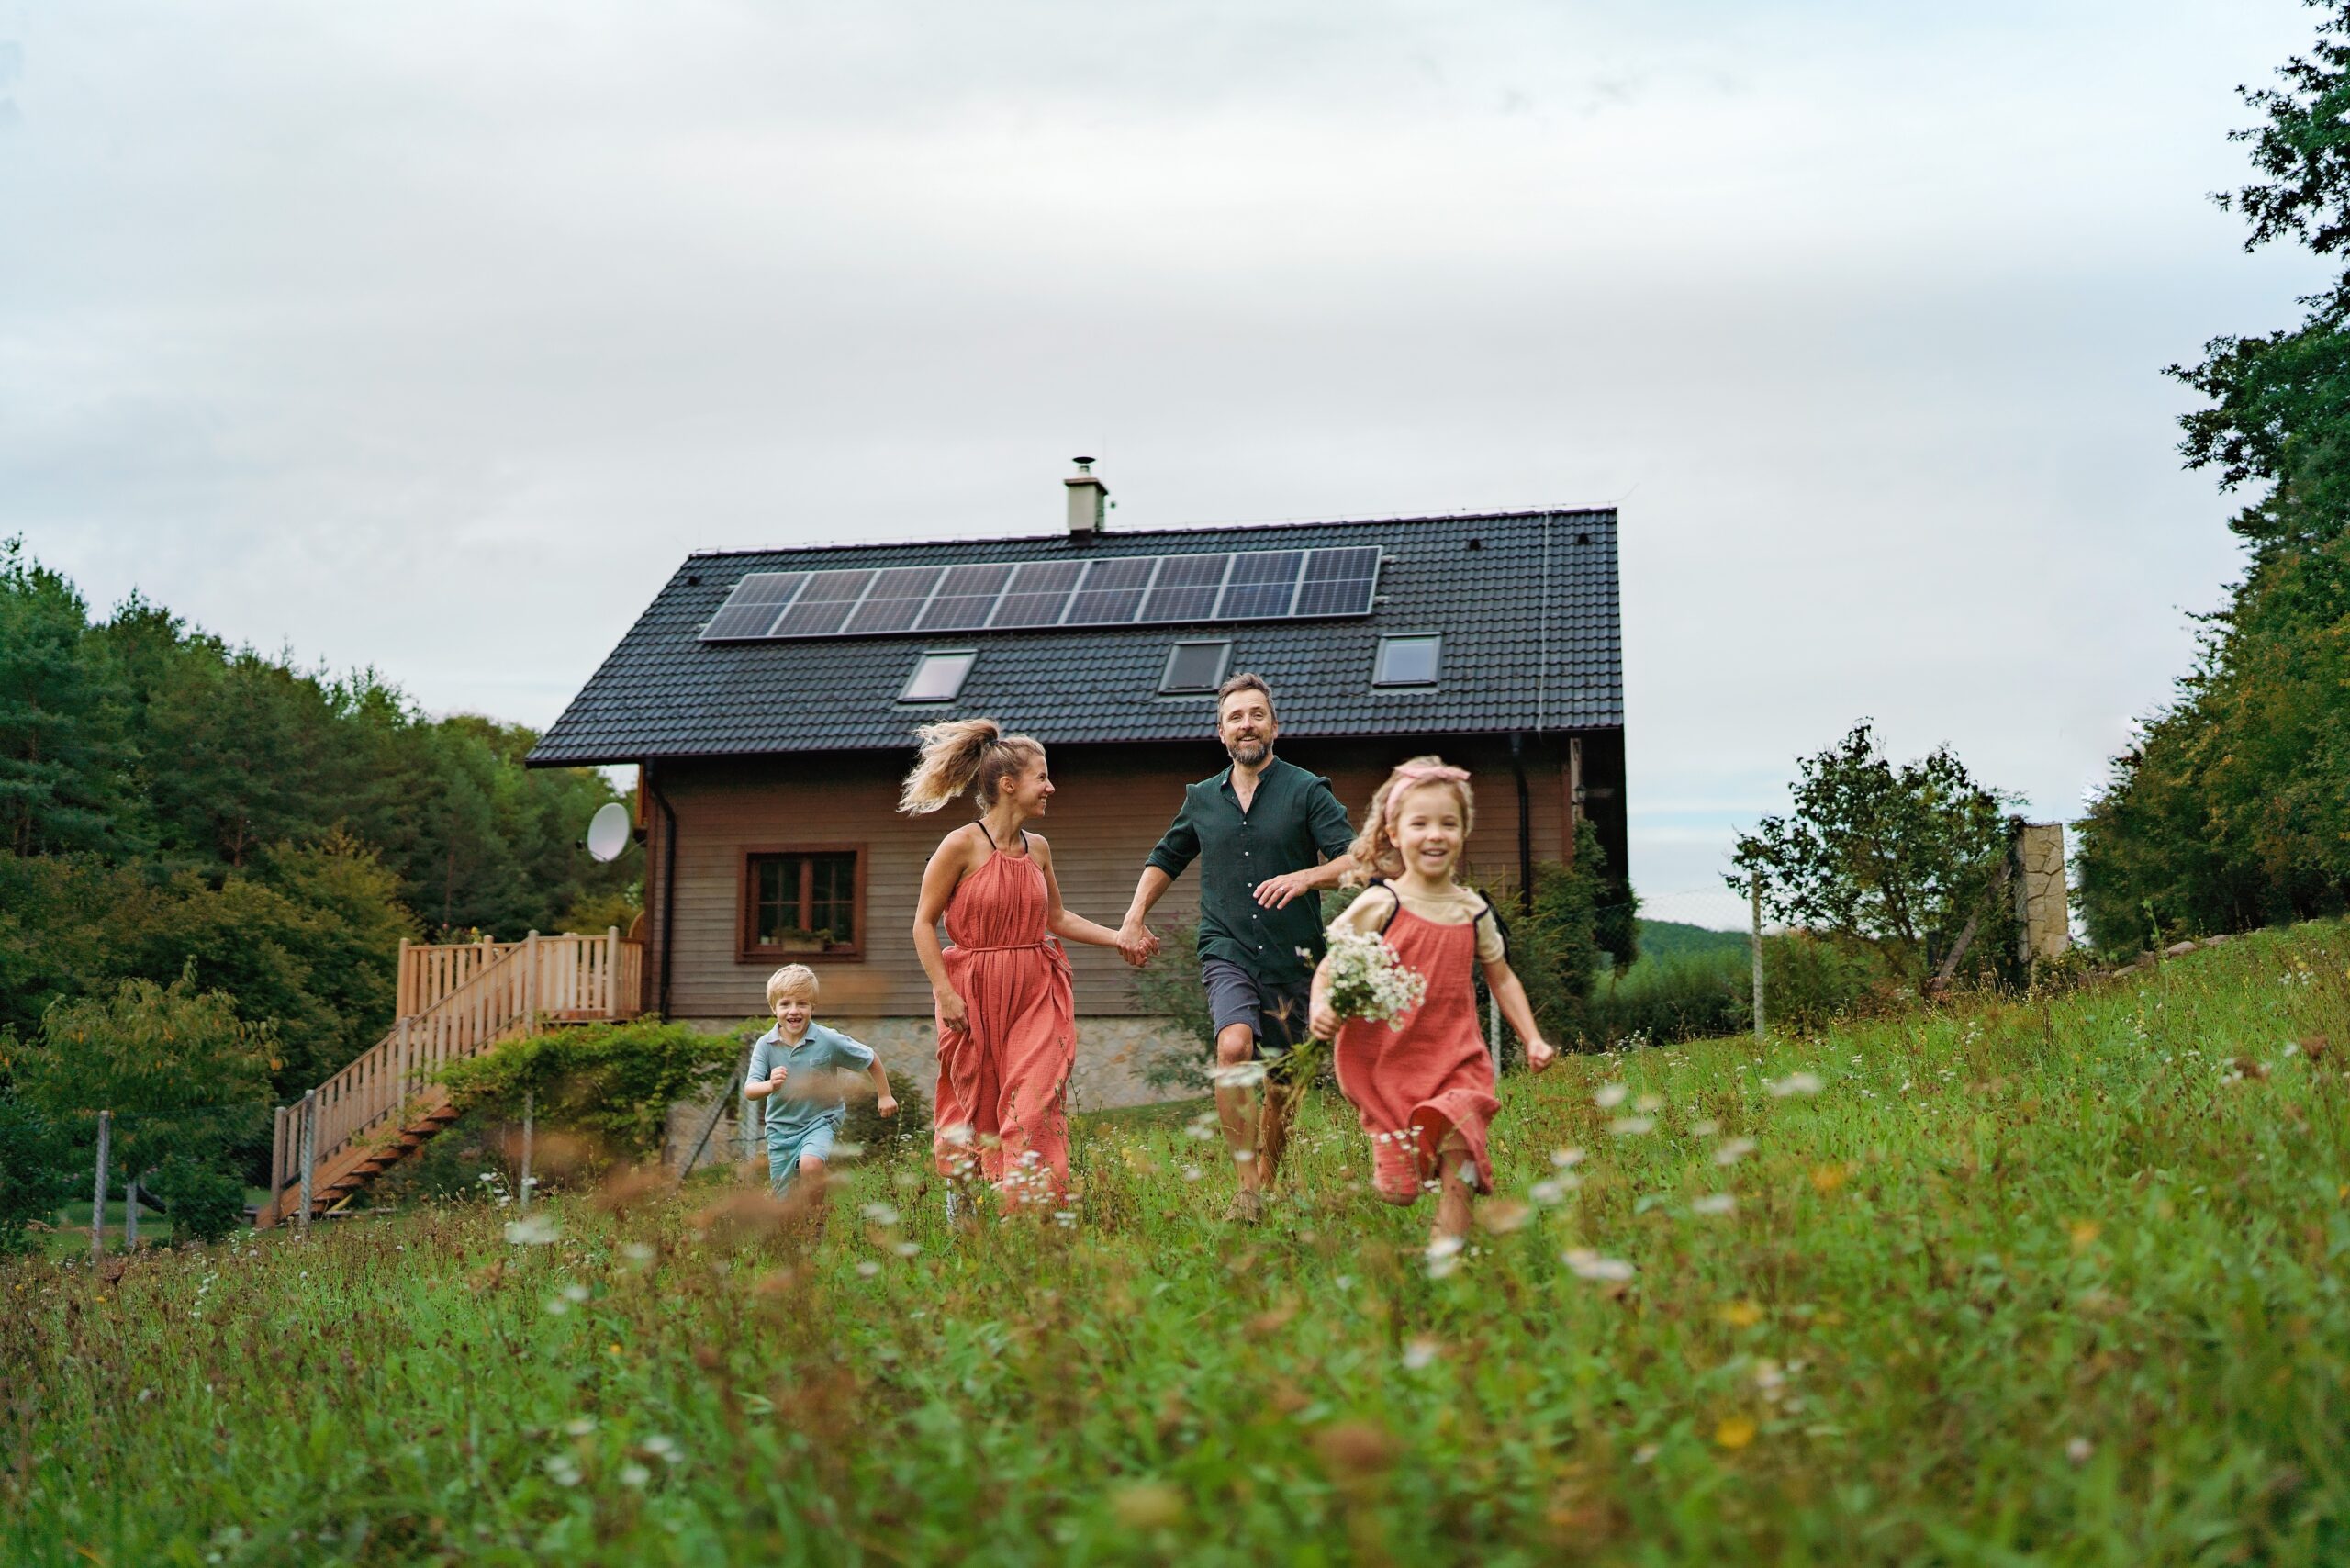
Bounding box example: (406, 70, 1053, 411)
(7, 921, 2350, 1564)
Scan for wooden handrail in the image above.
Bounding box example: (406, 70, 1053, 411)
(271, 929, 644, 1202)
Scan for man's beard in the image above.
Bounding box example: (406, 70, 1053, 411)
(1225, 736, 1270, 767)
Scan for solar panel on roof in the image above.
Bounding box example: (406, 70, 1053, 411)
(1064, 557, 1157, 625)
(918, 563, 1015, 632)
(701, 572, 810, 640)
(699, 544, 1382, 643)
(1215, 551, 1304, 619)
(1293, 546, 1382, 617)
(769, 569, 876, 637)
(1139, 554, 1229, 622)
(990, 560, 1086, 628)
(842, 565, 946, 635)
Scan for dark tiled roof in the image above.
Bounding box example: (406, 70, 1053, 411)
(528, 509, 1621, 765)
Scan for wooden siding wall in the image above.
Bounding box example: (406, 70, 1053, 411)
(654, 736, 1582, 1021)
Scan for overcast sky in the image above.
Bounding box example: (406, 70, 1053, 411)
(0, 1, 2329, 926)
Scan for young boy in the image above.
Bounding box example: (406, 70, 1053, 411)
(744, 965, 897, 1196)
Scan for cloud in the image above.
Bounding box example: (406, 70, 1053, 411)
(0, 0, 2331, 908)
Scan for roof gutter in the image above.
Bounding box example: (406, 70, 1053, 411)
(645, 759, 678, 1019)
(1510, 731, 1533, 914)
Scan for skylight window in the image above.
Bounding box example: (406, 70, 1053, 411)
(900, 650, 976, 703)
(1159, 640, 1233, 695)
(1372, 634, 1441, 688)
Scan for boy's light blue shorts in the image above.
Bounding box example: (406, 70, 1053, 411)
(765, 1122, 838, 1193)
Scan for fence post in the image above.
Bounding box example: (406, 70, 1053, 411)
(91, 1109, 110, 1261)
(519, 1089, 535, 1212)
(606, 925, 621, 1016)
(397, 936, 411, 1017)
(298, 1089, 318, 1232)
(125, 1177, 139, 1250)
(525, 930, 540, 1027)
(1487, 992, 1502, 1076)
(1750, 877, 1767, 1042)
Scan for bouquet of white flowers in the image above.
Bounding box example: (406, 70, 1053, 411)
(1321, 927, 1427, 1029)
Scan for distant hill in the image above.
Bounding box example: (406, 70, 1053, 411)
(1635, 918, 1748, 963)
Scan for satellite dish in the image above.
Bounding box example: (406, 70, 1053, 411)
(586, 801, 632, 863)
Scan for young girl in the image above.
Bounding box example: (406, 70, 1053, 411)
(1309, 756, 1556, 1242)
(901, 718, 1129, 1210)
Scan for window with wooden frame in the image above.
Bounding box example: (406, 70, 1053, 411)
(738, 846, 866, 961)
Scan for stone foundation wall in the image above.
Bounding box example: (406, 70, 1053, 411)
(661, 1014, 1204, 1172)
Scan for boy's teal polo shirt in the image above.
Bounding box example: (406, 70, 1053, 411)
(745, 1023, 876, 1148)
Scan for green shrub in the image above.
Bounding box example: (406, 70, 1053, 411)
(439, 1018, 743, 1176)
(144, 1155, 246, 1245)
(1132, 923, 1216, 1091)
(0, 1094, 75, 1257)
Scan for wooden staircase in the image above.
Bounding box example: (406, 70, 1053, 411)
(258, 929, 643, 1228)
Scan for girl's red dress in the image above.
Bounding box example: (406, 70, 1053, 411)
(1332, 893, 1500, 1200)
(932, 840, 1077, 1204)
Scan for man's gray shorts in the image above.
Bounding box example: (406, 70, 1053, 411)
(1202, 958, 1313, 1055)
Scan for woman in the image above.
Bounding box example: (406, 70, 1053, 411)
(901, 719, 1126, 1209)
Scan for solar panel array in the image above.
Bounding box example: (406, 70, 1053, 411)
(699, 546, 1382, 642)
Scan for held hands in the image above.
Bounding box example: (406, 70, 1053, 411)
(1115, 919, 1161, 969)
(1251, 870, 1316, 910)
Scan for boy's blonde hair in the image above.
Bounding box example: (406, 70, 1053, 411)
(1347, 756, 1476, 882)
(766, 965, 819, 1006)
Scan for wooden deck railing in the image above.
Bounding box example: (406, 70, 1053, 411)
(266, 929, 643, 1219)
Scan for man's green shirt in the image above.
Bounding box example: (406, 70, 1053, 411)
(1145, 756, 1356, 987)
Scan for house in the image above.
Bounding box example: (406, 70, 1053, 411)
(527, 465, 1626, 1110)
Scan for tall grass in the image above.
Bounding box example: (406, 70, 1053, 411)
(7, 921, 2350, 1564)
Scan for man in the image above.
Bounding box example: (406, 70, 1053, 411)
(1121, 672, 1356, 1221)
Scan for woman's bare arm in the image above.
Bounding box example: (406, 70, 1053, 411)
(913, 827, 982, 1028)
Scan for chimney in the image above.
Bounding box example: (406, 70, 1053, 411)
(1065, 456, 1108, 536)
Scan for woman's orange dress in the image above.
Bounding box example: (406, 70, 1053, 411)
(932, 839, 1077, 1204)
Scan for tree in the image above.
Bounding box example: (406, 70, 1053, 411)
(1729, 722, 2016, 984)
(14, 969, 274, 1193)
(0, 538, 144, 858)
(2078, 2, 2350, 946)
(0, 1094, 77, 1256)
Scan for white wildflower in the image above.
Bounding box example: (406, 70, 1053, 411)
(1608, 1116, 1655, 1137)
(1550, 1147, 1585, 1169)
(1403, 1337, 1442, 1370)
(1767, 1072, 1824, 1098)
(1595, 1083, 1629, 1109)
(1321, 928, 1428, 1025)
(1692, 1193, 1737, 1216)
(1634, 1092, 1664, 1114)
(1713, 1137, 1757, 1166)
(1561, 1248, 1636, 1282)
(1209, 1060, 1269, 1089)
(619, 1462, 652, 1489)
(860, 1203, 901, 1226)
(1690, 1118, 1720, 1137)
(504, 1214, 561, 1246)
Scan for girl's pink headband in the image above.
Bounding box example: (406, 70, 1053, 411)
(1383, 763, 1471, 824)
